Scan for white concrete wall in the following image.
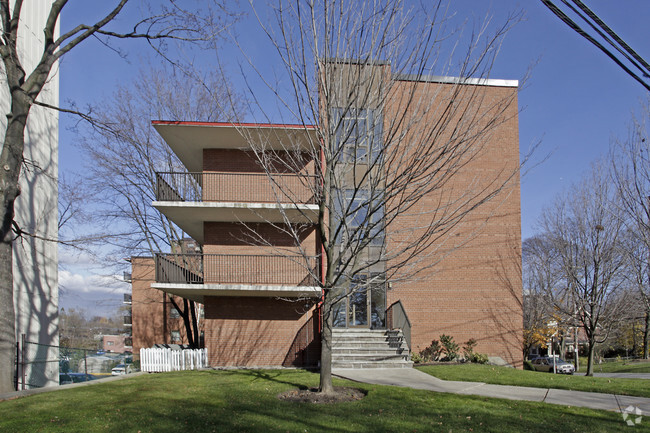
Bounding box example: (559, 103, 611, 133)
(0, 0, 59, 388)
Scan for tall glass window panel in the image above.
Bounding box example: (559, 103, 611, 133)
(332, 108, 382, 164)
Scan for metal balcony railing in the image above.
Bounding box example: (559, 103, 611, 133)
(155, 253, 320, 286)
(155, 172, 320, 205)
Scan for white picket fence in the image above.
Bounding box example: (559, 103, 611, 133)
(140, 347, 208, 372)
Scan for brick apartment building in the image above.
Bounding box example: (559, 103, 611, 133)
(130, 256, 206, 354)
(101, 335, 131, 354)
(132, 60, 523, 368)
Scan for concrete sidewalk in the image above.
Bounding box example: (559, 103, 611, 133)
(0, 372, 145, 402)
(333, 368, 650, 413)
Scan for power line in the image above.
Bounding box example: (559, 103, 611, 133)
(540, 0, 650, 92)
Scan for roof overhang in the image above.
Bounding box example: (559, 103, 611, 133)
(153, 122, 319, 172)
(152, 201, 319, 244)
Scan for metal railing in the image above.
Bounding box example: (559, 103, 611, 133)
(155, 253, 320, 286)
(155, 171, 320, 204)
(387, 300, 411, 351)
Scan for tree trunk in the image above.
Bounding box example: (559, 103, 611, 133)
(181, 298, 195, 348)
(319, 302, 334, 394)
(586, 338, 596, 376)
(0, 241, 16, 392)
(189, 300, 199, 349)
(0, 98, 31, 392)
(643, 310, 650, 359)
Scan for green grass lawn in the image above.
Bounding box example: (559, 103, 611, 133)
(0, 369, 634, 432)
(587, 358, 650, 373)
(417, 364, 650, 398)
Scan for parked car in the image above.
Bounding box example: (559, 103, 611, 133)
(531, 356, 575, 374)
(59, 373, 97, 385)
(111, 364, 133, 376)
(69, 373, 98, 383)
(59, 373, 73, 385)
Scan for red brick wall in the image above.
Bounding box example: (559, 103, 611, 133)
(203, 296, 318, 367)
(201, 149, 317, 204)
(384, 80, 523, 367)
(102, 335, 127, 353)
(203, 149, 314, 174)
(131, 257, 201, 358)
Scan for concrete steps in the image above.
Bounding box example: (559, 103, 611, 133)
(332, 328, 413, 369)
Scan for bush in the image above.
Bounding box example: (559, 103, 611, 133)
(469, 353, 489, 364)
(440, 335, 459, 361)
(462, 339, 477, 361)
(523, 360, 535, 371)
(419, 339, 444, 362)
(462, 338, 488, 364)
(416, 336, 487, 364)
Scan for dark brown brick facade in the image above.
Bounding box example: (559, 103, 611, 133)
(203, 297, 319, 366)
(131, 257, 202, 357)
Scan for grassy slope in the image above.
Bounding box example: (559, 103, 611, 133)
(588, 359, 650, 374)
(417, 364, 650, 398)
(0, 369, 633, 432)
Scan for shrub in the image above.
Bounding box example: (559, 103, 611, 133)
(462, 339, 478, 361)
(411, 352, 424, 364)
(462, 338, 488, 364)
(440, 334, 459, 361)
(523, 360, 535, 371)
(420, 339, 444, 362)
(470, 353, 489, 364)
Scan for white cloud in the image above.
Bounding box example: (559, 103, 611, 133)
(58, 270, 129, 295)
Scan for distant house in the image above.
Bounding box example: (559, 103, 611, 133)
(100, 335, 131, 354)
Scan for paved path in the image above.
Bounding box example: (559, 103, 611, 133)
(333, 368, 650, 413)
(0, 372, 145, 402)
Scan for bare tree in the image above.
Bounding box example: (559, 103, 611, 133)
(522, 235, 559, 358)
(75, 64, 243, 349)
(0, 0, 231, 391)
(539, 163, 627, 375)
(232, 0, 524, 393)
(610, 103, 650, 358)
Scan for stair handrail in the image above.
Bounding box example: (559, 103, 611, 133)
(387, 300, 411, 351)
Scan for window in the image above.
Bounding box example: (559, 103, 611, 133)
(170, 330, 181, 343)
(333, 108, 382, 164)
(170, 305, 180, 319)
(334, 189, 385, 246)
(106, 341, 114, 346)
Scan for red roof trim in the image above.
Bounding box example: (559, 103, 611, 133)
(152, 120, 316, 129)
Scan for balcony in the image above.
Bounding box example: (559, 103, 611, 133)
(152, 253, 322, 301)
(153, 172, 320, 243)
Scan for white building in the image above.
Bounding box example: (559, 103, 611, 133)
(0, 1, 59, 388)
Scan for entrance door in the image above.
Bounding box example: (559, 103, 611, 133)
(332, 274, 386, 328)
(348, 290, 368, 327)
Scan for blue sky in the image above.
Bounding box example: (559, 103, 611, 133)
(56, 1, 649, 315)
